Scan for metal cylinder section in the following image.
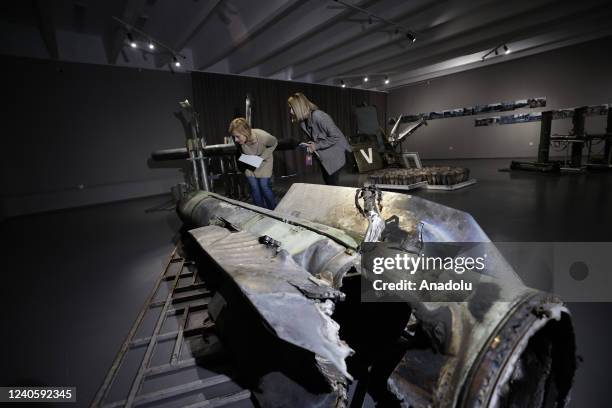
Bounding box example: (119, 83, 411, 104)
(459, 293, 576, 408)
(388, 292, 576, 408)
(152, 140, 299, 161)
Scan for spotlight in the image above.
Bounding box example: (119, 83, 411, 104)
(173, 56, 181, 67)
(364, 76, 368, 82)
(384, 76, 390, 84)
(406, 33, 416, 42)
(127, 33, 137, 48)
(341, 80, 346, 88)
(148, 42, 155, 50)
(504, 44, 510, 54)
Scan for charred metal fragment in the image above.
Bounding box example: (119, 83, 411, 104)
(179, 183, 576, 408)
(180, 191, 359, 406)
(275, 184, 576, 408)
(369, 166, 471, 186)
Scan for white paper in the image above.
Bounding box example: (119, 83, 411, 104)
(238, 154, 263, 168)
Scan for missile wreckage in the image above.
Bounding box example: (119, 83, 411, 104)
(368, 166, 471, 187)
(176, 183, 576, 408)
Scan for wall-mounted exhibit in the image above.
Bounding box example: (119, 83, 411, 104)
(393, 97, 547, 124)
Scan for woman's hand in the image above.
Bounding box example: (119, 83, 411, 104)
(305, 142, 317, 153)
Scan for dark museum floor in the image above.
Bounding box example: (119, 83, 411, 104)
(1, 158, 611, 407)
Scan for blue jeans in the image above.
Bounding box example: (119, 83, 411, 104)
(246, 176, 276, 209)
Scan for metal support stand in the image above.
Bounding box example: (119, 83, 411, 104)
(179, 99, 211, 192)
(570, 106, 587, 167)
(92, 247, 252, 408)
(537, 111, 552, 163)
(511, 107, 591, 172)
(186, 140, 201, 189)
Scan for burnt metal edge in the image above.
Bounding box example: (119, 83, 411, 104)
(182, 190, 359, 250)
(457, 291, 574, 408)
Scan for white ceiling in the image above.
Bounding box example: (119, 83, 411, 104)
(1, 0, 611, 90)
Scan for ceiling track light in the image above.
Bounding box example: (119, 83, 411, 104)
(482, 43, 512, 61)
(126, 32, 137, 48)
(336, 74, 392, 85)
(113, 16, 186, 70)
(334, 0, 417, 43)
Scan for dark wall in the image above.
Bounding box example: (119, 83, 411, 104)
(388, 36, 612, 159)
(192, 72, 387, 176)
(0, 57, 192, 217)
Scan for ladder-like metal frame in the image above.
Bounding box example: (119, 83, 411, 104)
(91, 247, 252, 408)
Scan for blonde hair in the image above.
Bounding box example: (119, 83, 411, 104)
(288, 93, 318, 122)
(228, 117, 253, 142)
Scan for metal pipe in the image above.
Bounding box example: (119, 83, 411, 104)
(197, 153, 210, 191)
(151, 140, 299, 161)
(188, 150, 200, 190)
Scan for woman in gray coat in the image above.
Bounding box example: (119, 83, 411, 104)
(288, 93, 351, 185)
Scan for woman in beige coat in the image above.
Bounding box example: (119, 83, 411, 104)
(228, 117, 278, 209)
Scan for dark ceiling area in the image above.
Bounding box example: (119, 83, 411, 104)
(1, 0, 612, 90)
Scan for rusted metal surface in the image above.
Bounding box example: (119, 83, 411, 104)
(368, 166, 471, 186)
(425, 178, 477, 191)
